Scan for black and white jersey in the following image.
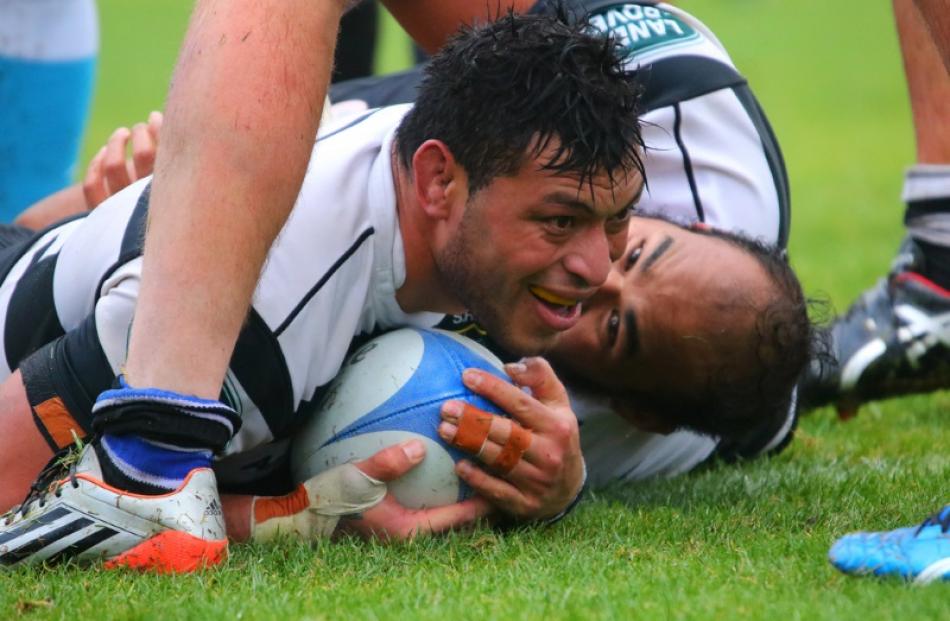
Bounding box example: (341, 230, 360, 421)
(3, 104, 443, 457)
(331, 1, 794, 483)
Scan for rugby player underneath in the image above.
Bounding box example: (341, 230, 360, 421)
(0, 14, 644, 572)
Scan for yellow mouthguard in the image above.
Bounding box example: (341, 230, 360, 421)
(529, 286, 576, 307)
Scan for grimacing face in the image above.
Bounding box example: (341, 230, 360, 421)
(546, 216, 775, 400)
(436, 145, 644, 357)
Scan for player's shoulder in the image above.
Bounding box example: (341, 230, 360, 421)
(296, 103, 411, 236)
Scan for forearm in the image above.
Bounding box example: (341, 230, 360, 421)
(125, 0, 345, 396)
(14, 184, 87, 230)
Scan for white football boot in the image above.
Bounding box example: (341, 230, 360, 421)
(0, 445, 228, 573)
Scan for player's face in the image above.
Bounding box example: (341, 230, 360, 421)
(437, 146, 643, 356)
(546, 216, 771, 398)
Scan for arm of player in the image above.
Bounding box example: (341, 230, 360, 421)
(222, 439, 493, 543)
(437, 357, 586, 522)
(382, 0, 537, 54)
(14, 112, 162, 230)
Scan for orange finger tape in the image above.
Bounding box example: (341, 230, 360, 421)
(493, 422, 533, 474)
(452, 403, 494, 454)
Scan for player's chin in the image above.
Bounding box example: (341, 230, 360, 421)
(489, 318, 561, 357)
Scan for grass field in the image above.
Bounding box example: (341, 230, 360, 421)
(2, 1, 948, 619)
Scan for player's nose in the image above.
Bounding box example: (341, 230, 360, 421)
(563, 227, 612, 289)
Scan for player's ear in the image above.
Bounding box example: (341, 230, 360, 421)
(412, 140, 466, 220)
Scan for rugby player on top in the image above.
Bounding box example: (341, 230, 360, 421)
(0, 13, 646, 572)
(1, 2, 815, 563)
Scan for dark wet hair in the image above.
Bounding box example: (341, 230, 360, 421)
(395, 10, 645, 194)
(611, 226, 823, 442)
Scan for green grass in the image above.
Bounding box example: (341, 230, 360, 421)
(5, 0, 947, 618)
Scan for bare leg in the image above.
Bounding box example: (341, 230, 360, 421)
(897, 0, 950, 163)
(123, 0, 345, 397)
(0, 371, 54, 513)
(912, 0, 950, 73)
(799, 1, 950, 412)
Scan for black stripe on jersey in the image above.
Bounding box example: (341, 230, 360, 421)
(0, 516, 94, 566)
(93, 182, 152, 299)
(672, 103, 704, 222)
(317, 109, 383, 144)
(120, 182, 151, 258)
(634, 56, 746, 114)
(905, 197, 950, 222)
(230, 310, 295, 439)
(43, 526, 118, 565)
(730, 84, 791, 248)
(0, 224, 35, 251)
(330, 69, 423, 108)
(274, 226, 376, 336)
(0, 214, 85, 286)
(0, 507, 70, 547)
(328, 54, 747, 120)
(3, 242, 65, 370)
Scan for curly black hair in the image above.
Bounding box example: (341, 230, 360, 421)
(395, 9, 645, 194)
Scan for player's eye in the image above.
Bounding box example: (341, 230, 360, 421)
(605, 206, 632, 233)
(547, 215, 575, 231)
(606, 309, 621, 347)
(609, 206, 632, 222)
(625, 246, 642, 270)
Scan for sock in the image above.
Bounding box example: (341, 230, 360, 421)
(903, 164, 950, 290)
(915, 239, 950, 291)
(94, 434, 213, 495)
(90, 375, 241, 495)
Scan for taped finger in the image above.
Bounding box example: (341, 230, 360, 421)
(452, 403, 493, 454)
(492, 421, 532, 473)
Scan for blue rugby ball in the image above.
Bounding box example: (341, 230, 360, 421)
(290, 328, 511, 509)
